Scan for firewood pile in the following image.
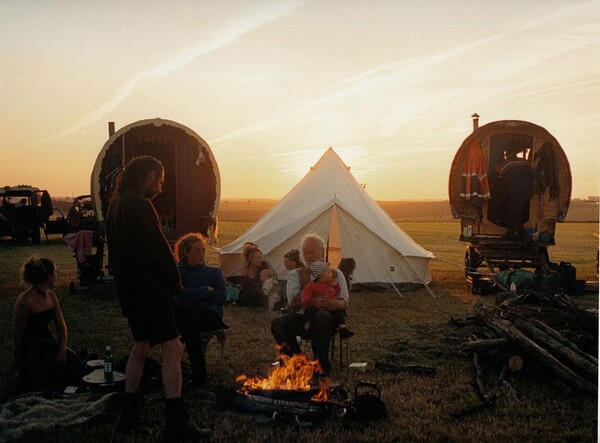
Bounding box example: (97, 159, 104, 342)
(465, 290, 597, 391)
(451, 290, 597, 418)
(451, 291, 598, 419)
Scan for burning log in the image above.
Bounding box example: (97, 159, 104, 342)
(234, 349, 344, 407)
(227, 350, 351, 422)
(236, 352, 330, 401)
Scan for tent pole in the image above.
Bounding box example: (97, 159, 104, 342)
(355, 240, 404, 297)
(390, 281, 404, 298)
(398, 253, 437, 299)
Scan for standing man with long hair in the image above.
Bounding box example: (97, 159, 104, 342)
(106, 155, 210, 441)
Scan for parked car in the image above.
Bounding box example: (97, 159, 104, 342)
(45, 208, 69, 237)
(73, 194, 99, 231)
(0, 186, 56, 244)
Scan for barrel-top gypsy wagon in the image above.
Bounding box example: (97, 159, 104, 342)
(448, 115, 572, 289)
(91, 118, 221, 245)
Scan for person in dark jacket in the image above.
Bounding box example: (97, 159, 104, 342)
(105, 155, 209, 440)
(174, 233, 228, 388)
(495, 142, 535, 238)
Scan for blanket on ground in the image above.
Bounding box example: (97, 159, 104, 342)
(0, 392, 117, 442)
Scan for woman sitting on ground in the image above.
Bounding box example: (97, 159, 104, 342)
(13, 257, 83, 392)
(174, 233, 228, 388)
(239, 244, 273, 307)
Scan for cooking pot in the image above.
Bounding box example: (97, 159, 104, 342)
(348, 381, 387, 422)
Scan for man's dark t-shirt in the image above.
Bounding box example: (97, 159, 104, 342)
(105, 188, 180, 316)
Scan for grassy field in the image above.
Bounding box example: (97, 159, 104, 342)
(216, 199, 599, 223)
(0, 221, 598, 442)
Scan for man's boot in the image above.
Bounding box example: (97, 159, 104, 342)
(117, 391, 158, 431)
(189, 350, 208, 389)
(164, 397, 211, 442)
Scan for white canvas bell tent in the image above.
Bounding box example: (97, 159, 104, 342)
(218, 148, 435, 293)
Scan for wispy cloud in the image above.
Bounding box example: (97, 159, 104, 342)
(210, 119, 283, 145)
(303, 2, 599, 111)
(37, 1, 307, 144)
(208, 1, 599, 152)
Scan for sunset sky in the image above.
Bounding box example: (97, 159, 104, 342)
(1, 1, 599, 201)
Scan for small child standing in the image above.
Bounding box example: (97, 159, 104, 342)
(301, 261, 354, 339)
(260, 268, 281, 311)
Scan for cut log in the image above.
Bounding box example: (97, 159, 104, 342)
(474, 302, 597, 393)
(507, 355, 524, 372)
(512, 317, 597, 381)
(472, 352, 489, 402)
(528, 318, 598, 366)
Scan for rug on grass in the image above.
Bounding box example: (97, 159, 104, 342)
(0, 391, 117, 442)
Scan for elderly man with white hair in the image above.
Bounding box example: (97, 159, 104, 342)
(270, 234, 349, 375)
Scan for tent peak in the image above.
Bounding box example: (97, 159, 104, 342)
(313, 147, 351, 171)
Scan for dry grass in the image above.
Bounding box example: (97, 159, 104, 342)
(0, 221, 598, 442)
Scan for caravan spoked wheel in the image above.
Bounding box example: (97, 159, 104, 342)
(465, 246, 482, 277)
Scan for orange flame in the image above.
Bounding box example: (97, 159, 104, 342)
(236, 349, 331, 401)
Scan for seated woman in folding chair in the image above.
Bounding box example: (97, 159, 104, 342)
(173, 233, 228, 389)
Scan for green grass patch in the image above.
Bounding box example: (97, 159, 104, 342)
(0, 221, 597, 441)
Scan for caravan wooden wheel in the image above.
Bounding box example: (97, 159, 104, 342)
(465, 246, 481, 276)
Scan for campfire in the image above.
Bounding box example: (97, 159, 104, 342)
(236, 350, 331, 402)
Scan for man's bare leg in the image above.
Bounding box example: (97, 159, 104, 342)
(126, 340, 150, 393)
(161, 337, 184, 398)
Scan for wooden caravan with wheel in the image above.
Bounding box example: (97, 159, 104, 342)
(448, 115, 572, 279)
(91, 118, 220, 244)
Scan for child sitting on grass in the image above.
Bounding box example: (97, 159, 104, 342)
(301, 261, 354, 339)
(260, 268, 281, 311)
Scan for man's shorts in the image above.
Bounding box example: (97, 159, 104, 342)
(117, 277, 180, 346)
(127, 296, 180, 345)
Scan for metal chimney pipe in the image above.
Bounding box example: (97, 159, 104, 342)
(108, 121, 115, 136)
(471, 113, 480, 132)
